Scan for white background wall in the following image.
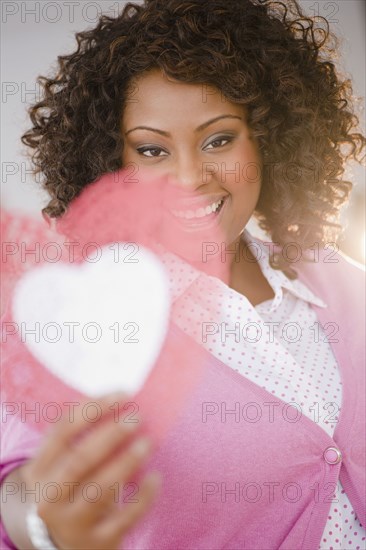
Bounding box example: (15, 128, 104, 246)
(1, 0, 365, 261)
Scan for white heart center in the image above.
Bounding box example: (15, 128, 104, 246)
(12, 244, 171, 397)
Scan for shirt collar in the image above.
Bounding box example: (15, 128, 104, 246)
(156, 227, 327, 310)
(241, 228, 327, 311)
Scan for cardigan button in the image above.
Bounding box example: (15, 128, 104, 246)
(324, 446, 342, 465)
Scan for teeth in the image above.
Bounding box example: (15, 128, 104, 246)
(171, 199, 224, 219)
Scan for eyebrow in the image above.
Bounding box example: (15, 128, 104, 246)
(124, 114, 243, 137)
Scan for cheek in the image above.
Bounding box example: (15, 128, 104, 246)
(223, 166, 262, 235)
(225, 173, 262, 209)
(219, 145, 261, 192)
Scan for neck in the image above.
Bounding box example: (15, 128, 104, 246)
(228, 235, 276, 305)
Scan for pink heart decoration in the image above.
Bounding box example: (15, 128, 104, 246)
(1, 169, 229, 444)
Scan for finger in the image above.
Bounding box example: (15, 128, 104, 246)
(71, 435, 153, 516)
(54, 410, 143, 485)
(33, 392, 133, 473)
(94, 472, 162, 545)
(42, 448, 157, 543)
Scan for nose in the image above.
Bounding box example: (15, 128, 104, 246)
(167, 153, 212, 192)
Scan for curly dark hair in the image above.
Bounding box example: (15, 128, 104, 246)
(21, 0, 365, 275)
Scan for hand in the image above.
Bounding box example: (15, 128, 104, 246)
(21, 392, 161, 550)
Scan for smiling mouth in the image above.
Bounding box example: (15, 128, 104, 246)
(170, 197, 226, 221)
(167, 196, 227, 230)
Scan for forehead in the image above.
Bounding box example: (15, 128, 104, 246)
(122, 68, 245, 124)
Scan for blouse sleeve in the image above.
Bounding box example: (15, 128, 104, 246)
(1, 389, 45, 550)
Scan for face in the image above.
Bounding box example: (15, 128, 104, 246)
(121, 69, 262, 262)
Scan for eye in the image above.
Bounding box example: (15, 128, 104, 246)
(136, 146, 168, 158)
(204, 136, 234, 150)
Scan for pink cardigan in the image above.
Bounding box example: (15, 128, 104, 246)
(1, 247, 365, 549)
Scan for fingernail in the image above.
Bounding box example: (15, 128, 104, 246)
(122, 419, 140, 431)
(103, 392, 132, 405)
(110, 391, 132, 399)
(130, 437, 152, 456)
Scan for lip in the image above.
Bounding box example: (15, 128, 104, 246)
(165, 195, 229, 233)
(165, 194, 228, 211)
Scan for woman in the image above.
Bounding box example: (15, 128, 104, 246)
(1, 0, 365, 548)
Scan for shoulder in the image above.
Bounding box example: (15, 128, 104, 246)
(293, 246, 365, 334)
(295, 245, 365, 296)
(253, 232, 365, 294)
